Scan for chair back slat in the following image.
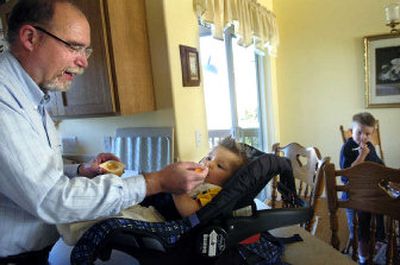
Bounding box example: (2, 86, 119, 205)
(386, 217, 396, 265)
(303, 184, 309, 199)
(271, 142, 329, 233)
(324, 161, 400, 264)
(351, 213, 359, 261)
(336, 163, 400, 219)
(298, 181, 304, 196)
(369, 215, 377, 261)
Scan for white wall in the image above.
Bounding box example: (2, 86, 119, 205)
(156, 0, 210, 161)
(59, 109, 174, 155)
(274, 0, 400, 167)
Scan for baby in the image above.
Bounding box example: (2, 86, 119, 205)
(173, 136, 250, 217)
(57, 136, 250, 245)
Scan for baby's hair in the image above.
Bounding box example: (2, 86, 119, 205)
(217, 136, 251, 164)
(352, 112, 376, 127)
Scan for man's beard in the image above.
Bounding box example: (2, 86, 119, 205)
(42, 67, 84, 92)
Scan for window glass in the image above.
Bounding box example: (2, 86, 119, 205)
(200, 26, 264, 149)
(200, 34, 232, 130)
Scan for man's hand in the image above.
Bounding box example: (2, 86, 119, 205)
(78, 153, 121, 178)
(143, 162, 208, 196)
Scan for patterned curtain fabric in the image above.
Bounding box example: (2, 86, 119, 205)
(193, 0, 279, 55)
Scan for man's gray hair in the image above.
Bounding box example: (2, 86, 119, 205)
(7, 0, 82, 46)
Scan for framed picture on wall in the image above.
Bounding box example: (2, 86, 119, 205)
(0, 19, 7, 54)
(179, 45, 200, 87)
(364, 33, 400, 108)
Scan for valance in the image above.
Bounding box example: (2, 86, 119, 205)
(193, 0, 279, 55)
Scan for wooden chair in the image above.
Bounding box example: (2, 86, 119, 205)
(339, 120, 384, 161)
(271, 142, 330, 233)
(323, 161, 400, 264)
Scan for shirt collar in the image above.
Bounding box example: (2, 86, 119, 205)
(5, 51, 49, 109)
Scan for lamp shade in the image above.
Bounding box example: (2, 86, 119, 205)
(385, 2, 400, 24)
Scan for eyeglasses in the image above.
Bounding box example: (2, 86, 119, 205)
(34, 26, 93, 59)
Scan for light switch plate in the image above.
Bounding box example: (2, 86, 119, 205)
(195, 130, 202, 148)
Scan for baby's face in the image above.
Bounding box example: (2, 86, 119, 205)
(352, 122, 374, 145)
(201, 146, 244, 186)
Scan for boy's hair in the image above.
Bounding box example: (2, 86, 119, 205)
(217, 136, 251, 164)
(352, 112, 376, 127)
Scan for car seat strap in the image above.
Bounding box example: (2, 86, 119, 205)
(188, 214, 200, 227)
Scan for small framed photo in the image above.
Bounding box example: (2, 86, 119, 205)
(364, 34, 400, 108)
(0, 19, 7, 54)
(179, 45, 200, 87)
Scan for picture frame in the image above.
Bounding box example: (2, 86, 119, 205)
(364, 33, 400, 108)
(0, 26, 7, 54)
(179, 45, 200, 87)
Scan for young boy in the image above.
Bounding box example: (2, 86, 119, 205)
(57, 136, 250, 245)
(340, 112, 384, 265)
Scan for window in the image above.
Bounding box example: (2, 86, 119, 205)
(200, 25, 266, 150)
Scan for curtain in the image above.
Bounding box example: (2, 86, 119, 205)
(193, 0, 279, 55)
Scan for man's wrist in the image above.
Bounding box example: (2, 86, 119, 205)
(144, 172, 162, 196)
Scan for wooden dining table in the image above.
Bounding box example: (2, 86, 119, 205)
(270, 225, 357, 265)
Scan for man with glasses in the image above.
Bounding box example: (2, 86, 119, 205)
(0, 1, 207, 264)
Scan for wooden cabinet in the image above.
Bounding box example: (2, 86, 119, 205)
(1, 0, 155, 118)
(54, 0, 155, 118)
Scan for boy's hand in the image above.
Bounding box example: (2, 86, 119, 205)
(358, 143, 370, 159)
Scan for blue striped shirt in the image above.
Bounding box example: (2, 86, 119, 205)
(0, 51, 146, 256)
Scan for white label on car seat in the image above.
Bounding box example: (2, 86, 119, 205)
(202, 234, 208, 254)
(208, 230, 218, 257)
